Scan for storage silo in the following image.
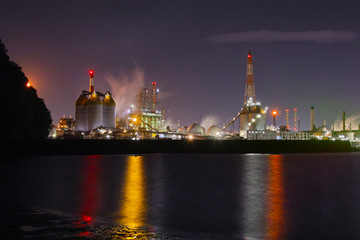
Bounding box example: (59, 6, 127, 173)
(103, 91, 116, 128)
(87, 92, 103, 130)
(75, 92, 88, 131)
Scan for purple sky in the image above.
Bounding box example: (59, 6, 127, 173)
(1, 0, 360, 130)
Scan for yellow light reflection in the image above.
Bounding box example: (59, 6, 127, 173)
(266, 155, 285, 240)
(119, 156, 146, 229)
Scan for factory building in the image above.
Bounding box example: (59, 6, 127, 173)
(130, 82, 164, 132)
(75, 70, 116, 131)
(239, 51, 267, 137)
(247, 130, 277, 140)
(280, 131, 310, 140)
(57, 115, 75, 129)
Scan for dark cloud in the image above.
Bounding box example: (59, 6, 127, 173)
(207, 30, 359, 43)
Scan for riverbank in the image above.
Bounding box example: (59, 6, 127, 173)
(0, 203, 161, 239)
(1, 139, 354, 155)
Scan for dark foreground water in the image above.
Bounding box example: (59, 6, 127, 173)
(2, 153, 360, 239)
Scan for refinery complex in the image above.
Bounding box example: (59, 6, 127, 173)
(53, 52, 360, 145)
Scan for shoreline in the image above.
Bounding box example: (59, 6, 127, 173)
(1, 139, 355, 155)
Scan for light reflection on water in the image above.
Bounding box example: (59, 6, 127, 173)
(81, 155, 101, 216)
(3, 153, 360, 239)
(118, 155, 147, 229)
(266, 155, 285, 240)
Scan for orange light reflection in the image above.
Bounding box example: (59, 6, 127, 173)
(266, 155, 286, 240)
(118, 156, 147, 229)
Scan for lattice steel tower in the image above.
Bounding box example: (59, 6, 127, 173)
(244, 51, 256, 105)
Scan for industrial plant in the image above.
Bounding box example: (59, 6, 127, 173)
(51, 52, 360, 147)
(75, 70, 116, 131)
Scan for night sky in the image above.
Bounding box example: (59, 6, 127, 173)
(1, 0, 360, 130)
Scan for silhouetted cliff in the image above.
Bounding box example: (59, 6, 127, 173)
(0, 39, 52, 139)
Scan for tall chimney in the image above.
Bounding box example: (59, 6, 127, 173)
(162, 107, 165, 124)
(152, 82, 157, 113)
(89, 69, 95, 93)
(343, 111, 346, 131)
(294, 108, 298, 131)
(285, 109, 289, 130)
(310, 106, 314, 131)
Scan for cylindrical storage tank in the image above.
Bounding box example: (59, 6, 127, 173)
(87, 92, 103, 130)
(103, 92, 116, 128)
(75, 94, 88, 131)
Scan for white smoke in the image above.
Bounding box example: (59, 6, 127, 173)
(332, 113, 360, 131)
(106, 65, 145, 117)
(200, 115, 220, 130)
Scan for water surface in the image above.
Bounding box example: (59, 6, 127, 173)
(2, 153, 360, 239)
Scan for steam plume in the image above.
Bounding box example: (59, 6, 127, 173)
(332, 113, 360, 131)
(200, 115, 220, 130)
(106, 65, 145, 116)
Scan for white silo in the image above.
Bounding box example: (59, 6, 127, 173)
(75, 93, 88, 131)
(87, 92, 103, 130)
(103, 91, 116, 128)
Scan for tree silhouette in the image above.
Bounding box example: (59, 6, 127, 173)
(0, 39, 52, 139)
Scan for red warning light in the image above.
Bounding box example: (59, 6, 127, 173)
(248, 54, 251, 58)
(89, 70, 94, 78)
(152, 82, 157, 85)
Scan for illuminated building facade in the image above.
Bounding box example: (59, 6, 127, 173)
(131, 82, 163, 132)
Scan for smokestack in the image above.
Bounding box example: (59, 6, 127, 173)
(162, 107, 165, 123)
(294, 108, 298, 131)
(343, 111, 346, 131)
(310, 106, 314, 131)
(89, 69, 95, 93)
(152, 82, 157, 113)
(286, 109, 289, 130)
(298, 118, 301, 131)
